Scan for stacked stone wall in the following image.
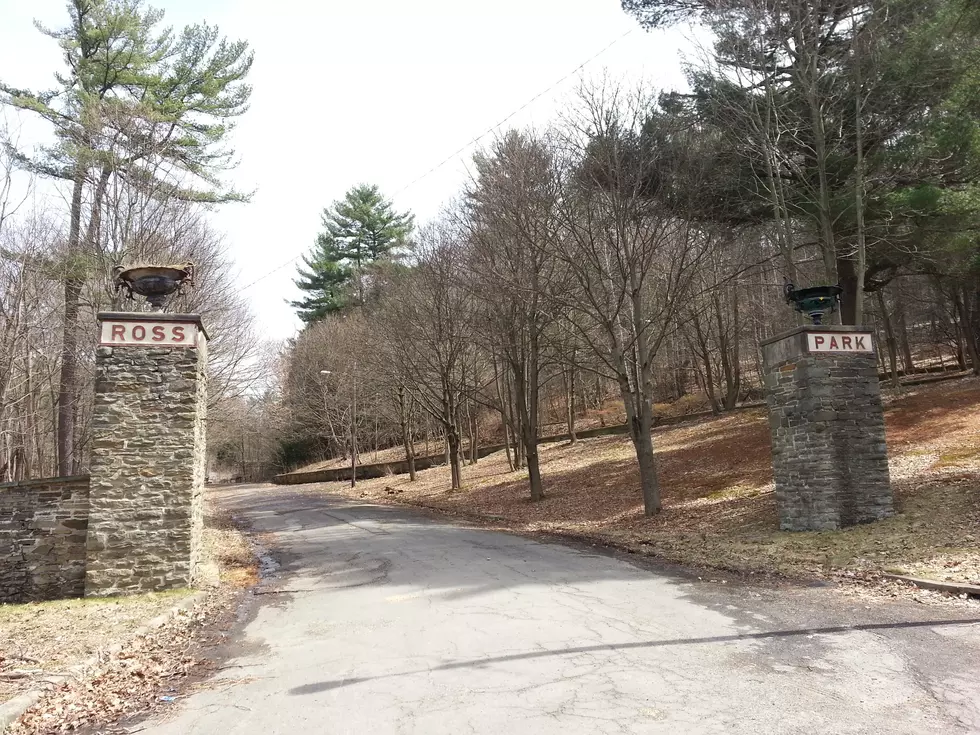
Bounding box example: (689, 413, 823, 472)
(86, 341, 206, 596)
(0, 476, 90, 602)
(190, 339, 208, 585)
(763, 327, 893, 531)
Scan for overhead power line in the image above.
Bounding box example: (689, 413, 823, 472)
(389, 26, 636, 199)
(240, 26, 637, 293)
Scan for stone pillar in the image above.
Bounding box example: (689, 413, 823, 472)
(761, 325, 893, 531)
(85, 312, 208, 596)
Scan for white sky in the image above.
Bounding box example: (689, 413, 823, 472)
(0, 0, 694, 340)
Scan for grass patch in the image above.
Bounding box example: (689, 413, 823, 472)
(0, 590, 195, 703)
(935, 448, 980, 468)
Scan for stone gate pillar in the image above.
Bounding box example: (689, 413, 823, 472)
(85, 312, 208, 596)
(761, 325, 893, 531)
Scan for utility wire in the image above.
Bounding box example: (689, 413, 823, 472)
(240, 26, 637, 293)
(389, 26, 636, 199)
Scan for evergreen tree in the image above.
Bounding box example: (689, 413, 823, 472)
(293, 184, 413, 322)
(622, 0, 980, 324)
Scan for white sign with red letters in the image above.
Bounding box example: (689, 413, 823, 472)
(99, 319, 198, 347)
(806, 332, 873, 353)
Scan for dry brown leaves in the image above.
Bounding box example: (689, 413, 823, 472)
(0, 593, 194, 705)
(7, 593, 234, 735)
(2, 496, 257, 733)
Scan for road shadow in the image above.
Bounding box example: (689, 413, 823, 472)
(286, 617, 980, 696)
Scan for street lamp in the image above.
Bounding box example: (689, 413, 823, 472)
(320, 369, 357, 489)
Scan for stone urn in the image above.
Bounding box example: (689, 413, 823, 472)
(113, 263, 194, 311)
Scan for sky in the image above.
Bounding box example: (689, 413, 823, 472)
(0, 0, 695, 340)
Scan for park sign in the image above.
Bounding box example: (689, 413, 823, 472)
(806, 331, 874, 353)
(97, 312, 206, 348)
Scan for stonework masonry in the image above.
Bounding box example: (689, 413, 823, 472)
(762, 325, 893, 531)
(0, 476, 90, 602)
(85, 313, 208, 597)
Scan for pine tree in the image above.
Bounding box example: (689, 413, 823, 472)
(293, 184, 413, 322)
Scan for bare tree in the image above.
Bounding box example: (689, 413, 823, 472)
(466, 130, 564, 501)
(379, 217, 475, 490)
(553, 82, 715, 515)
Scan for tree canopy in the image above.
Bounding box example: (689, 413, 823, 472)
(292, 184, 413, 323)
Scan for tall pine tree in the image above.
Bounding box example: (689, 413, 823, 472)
(293, 184, 413, 322)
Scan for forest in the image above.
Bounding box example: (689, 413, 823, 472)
(0, 0, 261, 482)
(274, 0, 980, 514)
(2, 0, 980, 517)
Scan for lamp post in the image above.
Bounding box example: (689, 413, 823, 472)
(321, 368, 357, 489)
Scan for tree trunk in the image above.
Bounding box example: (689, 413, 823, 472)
(58, 164, 111, 475)
(953, 288, 980, 375)
(805, 43, 840, 304)
(56, 170, 85, 477)
(625, 395, 660, 515)
(853, 31, 868, 326)
(896, 296, 915, 374)
(349, 423, 357, 489)
(688, 311, 720, 414)
(507, 375, 525, 469)
(447, 426, 462, 490)
(493, 356, 514, 470)
(877, 291, 900, 388)
(469, 405, 478, 465)
(565, 363, 577, 445)
(398, 386, 416, 482)
(513, 357, 543, 502)
(442, 387, 463, 489)
(614, 303, 661, 515)
(837, 257, 859, 326)
(713, 291, 740, 411)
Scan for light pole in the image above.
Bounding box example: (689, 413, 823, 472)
(320, 368, 357, 489)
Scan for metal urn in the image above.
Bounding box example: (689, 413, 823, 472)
(113, 263, 195, 311)
(784, 283, 843, 325)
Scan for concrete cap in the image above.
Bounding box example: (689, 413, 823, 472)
(96, 312, 209, 341)
(760, 324, 874, 347)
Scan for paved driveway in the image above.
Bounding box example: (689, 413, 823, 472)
(137, 485, 980, 734)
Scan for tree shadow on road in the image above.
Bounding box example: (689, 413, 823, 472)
(285, 617, 980, 696)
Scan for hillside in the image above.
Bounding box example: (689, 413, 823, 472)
(311, 378, 980, 588)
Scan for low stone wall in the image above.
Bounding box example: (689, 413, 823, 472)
(0, 476, 90, 603)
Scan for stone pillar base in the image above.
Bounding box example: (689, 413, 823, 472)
(762, 326, 893, 531)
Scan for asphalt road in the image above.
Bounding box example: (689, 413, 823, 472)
(137, 485, 980, 735)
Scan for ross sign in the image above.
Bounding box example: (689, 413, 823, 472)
(99, 319, 198, 347)
(806, 332, 873, 353)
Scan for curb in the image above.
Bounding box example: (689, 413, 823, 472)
(0, 590, 208, 733)
(882, 574, 980, 598)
